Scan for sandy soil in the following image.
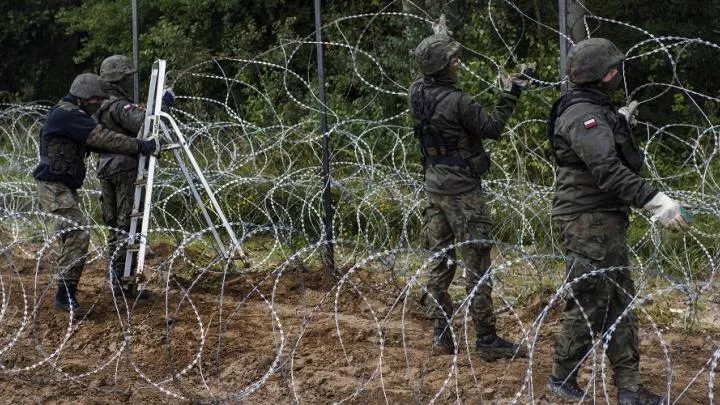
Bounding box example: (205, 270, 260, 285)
(0, 243, 718, 404)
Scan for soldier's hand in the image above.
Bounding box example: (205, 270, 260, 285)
(499, 62, 536, 94)
(137, 138, 157, 156)
(618, 100, 639, 127)
(432, 14, 452, 35)
(514, 62, 537, 86)
(643, 191, 692, 232)
(162, 87, 175, 108)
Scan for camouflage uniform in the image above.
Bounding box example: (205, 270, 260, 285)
(33, 94, 141, 286)
(409, 34, 525, 354)
(96, 84, 145, 280)
(411, 75, 519, 340)
(36, 180, 89, 284)
(549, 56, 656, 391)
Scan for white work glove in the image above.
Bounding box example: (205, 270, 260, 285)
(432, 14, 452, 35)
(618, 100, 639, 127)
(643, 191, 691, 232)
(499, 62, 536, 92)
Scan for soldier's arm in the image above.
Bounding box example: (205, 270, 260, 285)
(457, 91, 519, 140)
(110, 101, 145, 135)
(57, 109, 102, 143)
(569, 115, 657, 207)
(85, 125, 140, 155)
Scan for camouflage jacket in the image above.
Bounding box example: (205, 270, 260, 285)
(408, 76, 519, 195)
(33, 95, 139, 190)
(551, 88, 657, 218)
(96, 85, 145, 179)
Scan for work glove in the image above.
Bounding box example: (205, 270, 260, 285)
(432, 14, 452, 35)
(618, 100, 639, 127)
(643, 191, 692, 232)
(499, 62, 536, 94)
(137, 138, 157, 156)
(161, 87, 175, 108)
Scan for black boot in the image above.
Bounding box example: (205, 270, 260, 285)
(546, 375, 585, 400)
(431, 321, 455, 355)
(617, 385, 664, 405)
(475, 335, 527, 361)
(54, 283, 88, 316)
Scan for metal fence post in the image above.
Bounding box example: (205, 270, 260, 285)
(132, 0, 140, 103)
(314, 0, 336, 274)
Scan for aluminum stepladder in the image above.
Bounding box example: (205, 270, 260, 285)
(122, 59, 248, 294)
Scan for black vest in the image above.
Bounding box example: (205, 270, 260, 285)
(33, 100, 90, 189)
(410, 81, 489, 176)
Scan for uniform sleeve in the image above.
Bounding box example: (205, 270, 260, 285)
(110, 101, 145, 135)
(569, 114, 657, 207)
(457, 91, 518, 140)
(85, 125, 139, 155)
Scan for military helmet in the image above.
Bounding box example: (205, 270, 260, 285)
(414, 34, 461, 75)
(69, 73, 109, 99)
(100, 55, 137, 82)
(567, 38, 625, 85)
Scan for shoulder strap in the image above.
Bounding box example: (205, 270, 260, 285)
(411, 84, 456, 123)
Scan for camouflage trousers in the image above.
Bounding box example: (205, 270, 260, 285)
(100, 170, 137, 278)
(36, 181, 90, 286)
(552, 211, 641, 390)
(420, 186, 496, 339)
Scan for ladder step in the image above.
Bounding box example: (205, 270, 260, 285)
(135, 180, 148, 187)
(161, 143, 182, 150)
(130, 211, 144, 218)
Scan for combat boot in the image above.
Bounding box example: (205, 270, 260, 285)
(431, 321, 455, 355)
(54, 283, 88, 316)
(475, 335, 527, 361)
(617, 385, 664, 405)
(546, 375, 585, 400)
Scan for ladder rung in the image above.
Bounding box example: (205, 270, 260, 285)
(161, 143, 182, 150)
(135, 180, 148, 187)
(130, 211, 144, 218)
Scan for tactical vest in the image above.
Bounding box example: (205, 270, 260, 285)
(410, 83, 490, 176)
(547, 90, 644, 173)
(37, 102, 88, 188)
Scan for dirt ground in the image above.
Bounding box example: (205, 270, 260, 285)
(0, 243, 718, 404)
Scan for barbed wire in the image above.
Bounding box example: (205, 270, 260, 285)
(1, 3, 719, 403)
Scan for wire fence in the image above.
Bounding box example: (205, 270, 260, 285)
(0, 3, 719, 404)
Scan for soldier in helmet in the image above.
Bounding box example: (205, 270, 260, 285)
(97, 55, 174, 298)
(409, 31, 532, 360)
(545, 37, 689, 404)
(33, 73, 157, 316)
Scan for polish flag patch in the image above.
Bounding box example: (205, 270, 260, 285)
(583, 118, 598, 129)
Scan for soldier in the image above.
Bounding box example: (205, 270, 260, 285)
(33, 73, 157, 315)
(545, 38, 690, 404)
(97, 55, 173, 298)
(409, 32, 532, 360)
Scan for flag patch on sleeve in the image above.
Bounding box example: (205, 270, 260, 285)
(583, 118, 597, 129)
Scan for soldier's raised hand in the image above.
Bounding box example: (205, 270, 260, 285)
(499, 62, 536, 94)
(432, 14, 452, 36)
(618, 100, 639, 127)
